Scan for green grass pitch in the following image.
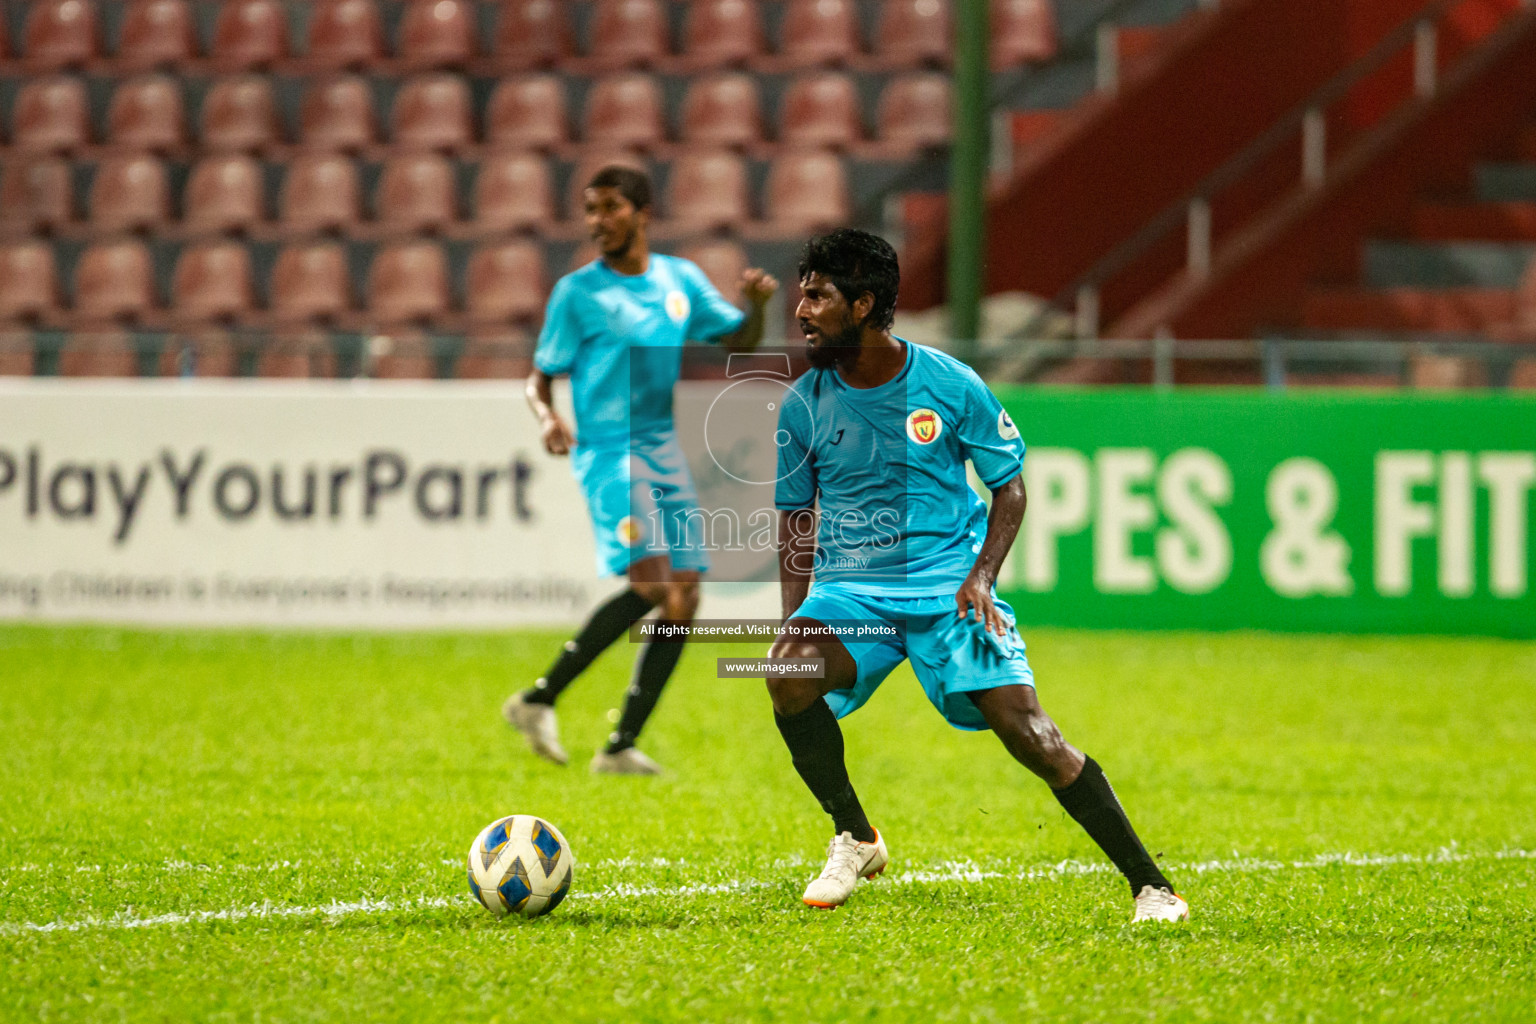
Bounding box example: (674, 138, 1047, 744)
(3, 624, 1534, 1022)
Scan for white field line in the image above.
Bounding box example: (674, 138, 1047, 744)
(4, 847, 1533, 937)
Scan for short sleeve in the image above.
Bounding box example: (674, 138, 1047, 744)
(773, 386, 817, 510)
(957, 372, 1025, 489)
(532, 277, 585, 375)
(679, 259, 746, 343)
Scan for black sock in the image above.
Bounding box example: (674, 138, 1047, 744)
(774, 700, 875, 843)
(1053, 755, 1172, 896)
(604, 632, 685, 753)
(524, 589, 655, 707)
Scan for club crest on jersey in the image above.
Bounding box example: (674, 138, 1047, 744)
(665, 290, 690, 324)
(615, 516, 644, 547)
(997, 410, 1020, 440)
(906, 408, 943, 445)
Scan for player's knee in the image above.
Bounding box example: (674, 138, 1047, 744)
(631, 580, 668, 607)
(766, 640, 823, 716)
(664, 581, 700, 622)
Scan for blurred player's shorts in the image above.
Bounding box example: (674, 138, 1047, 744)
(572, 433, 711, 577)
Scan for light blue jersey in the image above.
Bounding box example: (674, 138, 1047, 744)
(773, 340, 1026, 597)
(534, 254, 746, 447)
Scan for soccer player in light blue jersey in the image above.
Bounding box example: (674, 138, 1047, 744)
(505, 166, 779, 775)
(766, 229, 1187, 922)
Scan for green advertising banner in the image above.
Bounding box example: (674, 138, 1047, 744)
(993, 389, 1536, 638)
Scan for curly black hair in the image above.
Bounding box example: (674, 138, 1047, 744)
(586, 165, 653, 211)
(797, 228, 900, 332)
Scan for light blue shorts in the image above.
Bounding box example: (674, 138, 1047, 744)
(571, 435, 711, 577)
(790, 582, 1035, 731)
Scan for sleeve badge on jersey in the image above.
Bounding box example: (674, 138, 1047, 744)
(665, 290, 691, 324)
(997, 410, 1020, 440)
(616, 516, 645, 547)
(906, 408, 943, 445)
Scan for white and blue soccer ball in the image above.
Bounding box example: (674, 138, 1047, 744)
(466, 815, 574, 919)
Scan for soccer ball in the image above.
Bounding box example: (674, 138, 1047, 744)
(466, 815, 575, 919)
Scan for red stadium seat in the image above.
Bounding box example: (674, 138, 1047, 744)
(369, 331, 438, 379)
(677, 240, 747, 301)
(490, 0, 573, 71)
(376, 153, 458, 234)
(12, 77, 91, 154)
(780, 73, 863, 150)
(211, 0, 289, 71)
(991, 0, 1057, 68)
(0, 243, 60, 323)
(172, 241, 255, 323)
(368, 241, 451, 324)
(764, 150, 850, 230)
(23, 0, 101, 72)
(299, 76, 378, 152)
(270, 242, 352, 323)
(106, 75, 185, 152)
(465, 241, 546, 324)
(199, 76, 280, 152)
(485, 76, 569, 152)
(456, 327, 533, 379)
(183, 155, 264, 235)
(158, 332, 241, 377)
(778, 0, 860, 68)
(680, 74, 764, 149)
(280, 154, 361, 233)
(587, 0, 668, 70)
(390, 74, 473, 151)
(257, 330, 337, 377)
(874, 0, 950, 69)
(0, 157, 74, 232)
(680, 0, 765, 68)
(583, 74, 666, 151)
(397, 0, 475, 70)
(876, 73, 951, 151)
(116, 0, 197, 72)
(73, 240, 157, 321)
(666, 150, 750, 231)
(0, 333, 37, 377)
(474, 152, 556, 234)
(88, 154, 169, 232)
(305, 0, 385, 71)
(59, 329, 140, 377)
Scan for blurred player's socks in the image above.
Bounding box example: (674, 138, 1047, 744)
(774, 701, 877, 843)
(1052, 755, 1172, 896)
(604, 631, 686, 753)
(525, 589, 656, 707)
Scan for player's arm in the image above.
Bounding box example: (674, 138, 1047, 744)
(777, 507, 817, 622)
(955, 472, 1026, 636)
(719, 269, 779, 354)
(525, 370, 575, 457)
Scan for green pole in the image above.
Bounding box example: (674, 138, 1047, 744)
(948, 0, 989, 365)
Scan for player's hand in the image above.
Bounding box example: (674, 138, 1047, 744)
(540, 413, 575, 456)
(740, 268, 779, 306)
(955, 570, 1008, 637)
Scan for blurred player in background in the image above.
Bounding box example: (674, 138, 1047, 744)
(506, 166, 779, 774)
(766, 229, 1187, 921)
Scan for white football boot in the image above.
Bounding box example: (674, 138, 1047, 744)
(589, 746, 664, 775)
(502, 693, 568, 766)
(802, 829, 888, 909)
(1132, 885, 1190, 923)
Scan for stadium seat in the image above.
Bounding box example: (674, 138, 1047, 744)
(171, 241, 255, 323)
(183, 155, 265, 235)
(680, 74, 764, 149)
(390, 74, 473, 151)
(280, 154, 361, 233)
(199, 76, 280, 153)
(106, 75, 185, 152)
(0, 157, 74, 233)
(1510, 358, 1536, 389)
(583, 74, 666, 151)
(474, 152, 556, 234)
(58, 329, 140, 376)
(0, 242, 60, 323)
(876, 73, 951, 151)
(666, 149, 750, 231)
(778, 0, 860, 68)
(680, 0, 765, 69)
(73, 239, 157, 322)
(257, 330, 337, 377)
(764, 150, 850, 230)
(456, 327, 533, 378)
(991, 0, 1057, 68)
(586, 0, 669, 71)
(465, 241, 546, 324)
(88, 153, 169, 233)
(305, 0, 385, 71)
(368, 241, 452, 324)
(368, 331, 438, 379)
(485, 76, 569, 152)
(780, 73, 863, 150)
(874, 0, 950, 69)
(22, 0, 101, 72)
(0, 333, 37, 377)
(115, 0, 197, 72)
(210, 0, 289, 72)
(490, 0, 573, 71)
(12, 77, 91, 153)
(566, 150, 648, 218)
(397, 0, 475, 71)
(677, 240, 747, 300)
(376, 153, 458, 234)
(299, 76, 378, 152)
(158, 332, 241, 376)
(270, 241, 352, 323)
